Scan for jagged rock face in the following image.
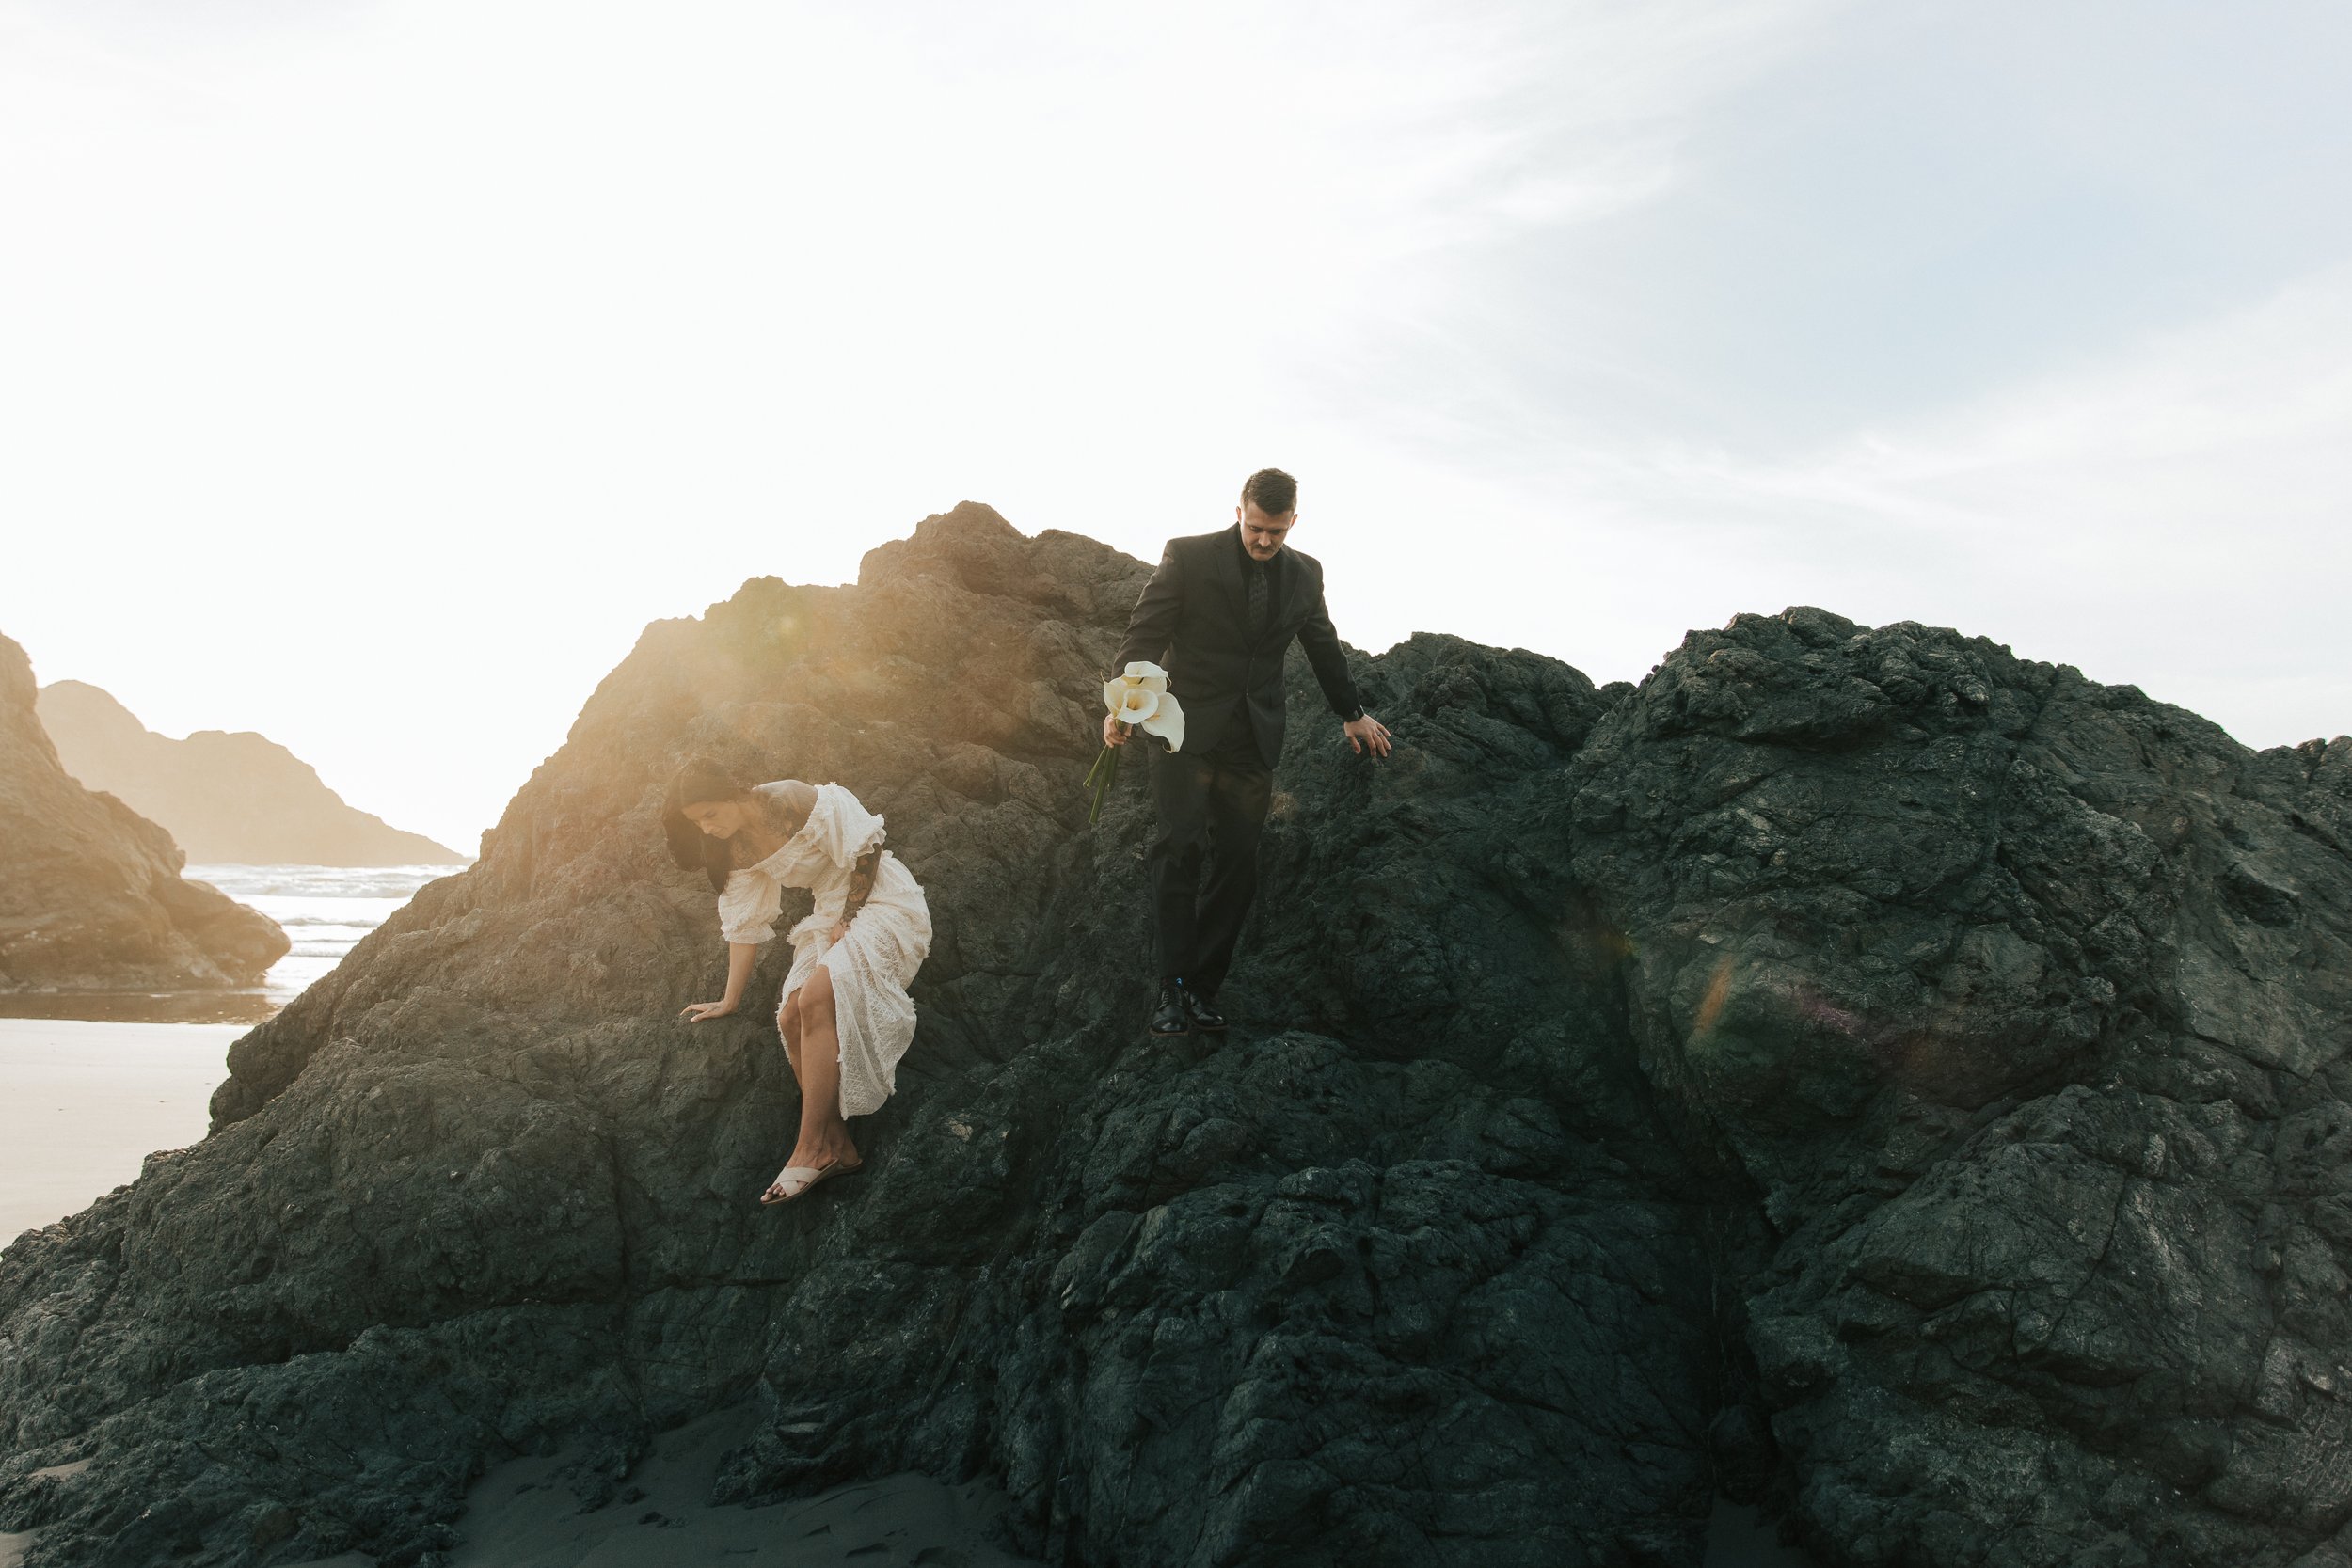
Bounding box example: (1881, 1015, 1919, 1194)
(37, 680, 464, 866)
(1, 509, 2348, 1568)
(0, 635, 288, 992)
(1563, 610, 2352, 1566)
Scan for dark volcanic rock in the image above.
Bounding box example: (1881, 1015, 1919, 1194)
(0, 635, 288, 992)
(36, 680, 464, 867)
(1, 512, 2347, 1568)
(1564, 608, 2352, 1566)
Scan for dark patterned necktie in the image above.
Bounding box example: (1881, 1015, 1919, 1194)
(1246, 557, 1269, 640)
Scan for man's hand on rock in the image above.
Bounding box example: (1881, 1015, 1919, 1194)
(681, 999, 738, 1023)
(1343, 714, 1393, 759)
(1102, 709, 1129, 748)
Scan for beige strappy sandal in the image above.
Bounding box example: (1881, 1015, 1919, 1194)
(758, 1157, 866, 1205)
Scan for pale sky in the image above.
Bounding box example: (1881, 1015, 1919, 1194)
(4, 0, 2347, 854)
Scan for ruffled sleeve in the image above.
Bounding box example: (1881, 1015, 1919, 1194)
(717, 867, 784, 945)
(808, 784, 887, 869)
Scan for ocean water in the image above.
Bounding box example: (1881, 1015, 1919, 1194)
(0, 863, 461, 1024)
(193, 863, 460, 1006)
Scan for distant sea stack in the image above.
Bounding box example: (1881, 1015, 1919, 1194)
(37, 680, 463, 866)
(0, 634, 288, 991)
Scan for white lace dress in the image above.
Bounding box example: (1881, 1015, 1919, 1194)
(716, 782, 932, 1117)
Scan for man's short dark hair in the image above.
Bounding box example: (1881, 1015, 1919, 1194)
(1241, 467, 1297, 517)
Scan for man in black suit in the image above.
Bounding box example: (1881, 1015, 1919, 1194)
(1105, 467, 1393, 1037)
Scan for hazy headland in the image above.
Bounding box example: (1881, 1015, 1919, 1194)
(38, 680, 462, 867)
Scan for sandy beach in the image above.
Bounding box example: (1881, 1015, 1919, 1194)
(0, 1017, 239, 1244)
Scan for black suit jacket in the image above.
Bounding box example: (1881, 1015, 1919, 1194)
(1113, 525, 1363, 768)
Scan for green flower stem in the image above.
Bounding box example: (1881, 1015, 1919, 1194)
(1084, 740, 1121, 824)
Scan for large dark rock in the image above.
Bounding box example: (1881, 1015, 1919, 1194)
(1565, 610, 2352, 1566)
(0, 635, 288, 993)
(37, 680, 464, 867)
(1, 510, 2346, 1568)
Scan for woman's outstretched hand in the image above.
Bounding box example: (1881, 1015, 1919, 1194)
(681, 999, 738, 1023)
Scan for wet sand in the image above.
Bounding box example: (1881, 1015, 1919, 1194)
(0, 1017, 239, 1244)
(0, 988, 276, 1024)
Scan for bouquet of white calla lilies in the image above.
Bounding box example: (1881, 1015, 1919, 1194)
(1102, 661, 1185, 748)
(1084, 661, 1185, 822)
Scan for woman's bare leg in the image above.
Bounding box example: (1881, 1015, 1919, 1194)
(778, 990, 803, 1084)
(772, 963, 859, 1190)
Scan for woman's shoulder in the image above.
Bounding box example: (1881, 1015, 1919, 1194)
(751, 779, 819, 818)
(813, 781, 881, 819)
(727, 780, 817, 863)
(787, 779, 873, 809)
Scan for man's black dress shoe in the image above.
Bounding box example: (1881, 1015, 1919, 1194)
(1149, 980, 1190, 1037)
(1181, 985, 1228, 1033)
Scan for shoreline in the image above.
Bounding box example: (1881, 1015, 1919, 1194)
(0, 989, 277, 1025)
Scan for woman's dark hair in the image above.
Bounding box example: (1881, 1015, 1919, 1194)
(663, 756, 750, 892)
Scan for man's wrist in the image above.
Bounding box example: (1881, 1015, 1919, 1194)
(1341, 706, 1366, 724)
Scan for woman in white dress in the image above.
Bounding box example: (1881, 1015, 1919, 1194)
(661, 757, 932, 1204)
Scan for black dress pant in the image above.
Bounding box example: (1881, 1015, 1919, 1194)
(1147, 730, 1273, 997)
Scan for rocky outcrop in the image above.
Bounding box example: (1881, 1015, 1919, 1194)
(1568, 610, 2352, 1565)
(37, 681, 463, 866)
(0, 507, 2346, 1568)
(0, 637, 289, 993)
